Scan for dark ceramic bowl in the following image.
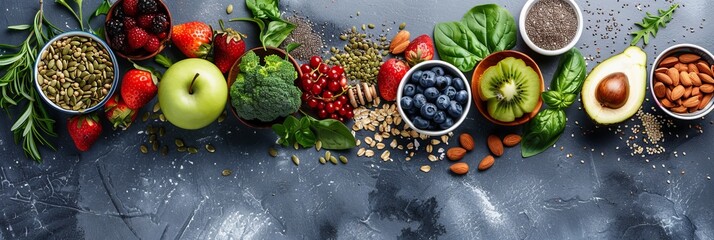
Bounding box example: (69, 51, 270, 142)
(105, 0, 171, 60)
(227, 47, 302, 128)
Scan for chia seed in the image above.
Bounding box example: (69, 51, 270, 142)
(281, 15, 325, 62)
(525, 0, 579, 50)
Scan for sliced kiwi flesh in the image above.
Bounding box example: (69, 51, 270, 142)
(479, 57, 540, 122)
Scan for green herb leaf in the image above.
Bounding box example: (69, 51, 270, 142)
(552, 48, 586, 95)
(261, 20, 295, 48)
(434, 21, 486, 72)
(285, 43, 301, 53)
(295, 129, 316, 148)
(89, 0, 111, 22)
(8, 25, 31, 30)
(542, 91, 576, 110)
(272, 123, 289, 146)
(461, 4, 517, 53)
(155, 54, 174, 68)
(521, 108, 566, 158)
(630, 4, 678, 46)
(246, 0, 281, 21)
(310, 119, 356, 150)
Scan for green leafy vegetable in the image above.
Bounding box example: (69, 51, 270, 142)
(434, 4, 517, 72)
(246, 0, 281, 21)
(630, 4, 678, 46)
(542, 91, 576, 110)
(88, 0, 111, 35)
(310, 118, 356, 150)
(521, 109, 566, 158)
(154, 54, 174, 68)
(273, 115, 356, 150)
(552, 48, 587, 94)
(229, 0, 295, 48)
(261, 20, 296, 48)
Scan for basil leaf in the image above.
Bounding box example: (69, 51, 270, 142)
(154, 54, 173, 68)
(434, 21, 487, 72)
(271, 123, 289, 146)
(295, 129, 316, 148)
(552, 48, 586, 95)
(461, 4, 517, 53)
(542, 91, 576, 110)
(262, 20, 295, 48)
(521, 108, 567, 158)
(246, 0, 281, 21)
(310, 119, 356, 150)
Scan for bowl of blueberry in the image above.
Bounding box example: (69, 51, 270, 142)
(397, 60, 471, 136)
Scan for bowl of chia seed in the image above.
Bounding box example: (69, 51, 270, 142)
(519, 0, 583, 56)
(34, 31, 119, 115)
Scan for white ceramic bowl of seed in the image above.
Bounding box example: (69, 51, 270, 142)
(519, 0, 583, 56)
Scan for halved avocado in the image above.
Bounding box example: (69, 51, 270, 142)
(582, 46, 647, 125)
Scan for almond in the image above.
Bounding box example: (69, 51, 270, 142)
(654, 82, 667, 98)
(655, 67, 669, 74)
(675, 63, 688, 72)
(700, 84, 714, 93)
(655, 73, 673, 85)
(683, 96, 701, 108)
(697, 62, 714, 76)
(680, 71, 692, 87)
(502, 134, 522, 147)
(688, 63, 700, 74)
(690, 72, 702, 86)
(699, 94, 713, 110)
(684, 87, 692, 99)
(698, 73, 714, 84)
(671, 105, 688, 113)
(459, 133, 475, 151)
(447, 147, 467, 161)
(487, 134, 504, 157)
(692, 87, 701, 97)
(478, 155, 495, 171)
(671, 85, 685, 101)
(659, 56, 679, 68)
(666, 88, 673, 101)
(668, 68, 680, 85)
(679, 53, 701, 64)
(450, 162, 469, 175)
(660, 98, 674, 108)
(389, 30, 410, 54)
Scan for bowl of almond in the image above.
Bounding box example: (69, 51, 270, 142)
(651, 44, 714, 120)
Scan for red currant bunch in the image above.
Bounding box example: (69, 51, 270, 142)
(298, 56, 354, 122)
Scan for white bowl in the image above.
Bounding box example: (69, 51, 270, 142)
(650, 44, 714, 120)
(396, 60, 472, 136)
(519, 0, 583, 56)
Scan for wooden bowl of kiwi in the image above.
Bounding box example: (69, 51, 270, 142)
(471, 50, 545, 126)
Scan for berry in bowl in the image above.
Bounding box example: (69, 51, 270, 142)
(105, 0, 171, 60)
(397, 60, 471, 136)
(296, 56, 355, 122)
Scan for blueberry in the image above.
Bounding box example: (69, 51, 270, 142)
(419, 71, 436, 88)
(424, 87, 440, 101)
(431, 66, 445, 76)
(410, 70, 422, 83)
(439, 117, 454, 129)
(442, 86, 457, 99)
(435, 95, 450, 110)
(403, 84, 417, 97)
(400, 96, 414, 110)
(416, 85, 424, 94)
(420, 103, 437, 120)
(413, 94, 427, 109)
(433, 111, 447, 124)
(452, 77, 465, 90)
(455, 90, 469, 105)
(412, 116, 429, 129)
(444, 76, 453, 86)
(448, 101, 463, 118)
(406, 107, 418, 115)
(435, 76, 450, 89)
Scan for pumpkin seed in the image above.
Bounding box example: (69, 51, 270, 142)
(221, 169, 232, 176)
(152, 102, 161, 112)
(226, 4, 233, 14)
(187, 147, 199, 154)
(329, 156, 338, 165)
(269, 147, 278, 157)
(319, 157, 326, 164)
(315, 140, 322, 151)
(325, 151, 332, 161)
(339, 156, 348, 164)
(291, 155, 300, 165)
(175, 138, 185, 147)
(152, 141, 159, 151)
(140, 145, 148, 154)
(205, 144, 216, 153)
(177, 146, 187, 152)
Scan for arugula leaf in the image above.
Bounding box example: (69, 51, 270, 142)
(461, 4, 517, 53)
(630, 4, 678, 46)
(262, 20, 295, 48)
(310, 118, 356, 150)
(521, 108, 566, 158)
(434, 22, 486, 72)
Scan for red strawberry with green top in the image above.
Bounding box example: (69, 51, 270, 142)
(213, 25, 246, 74)
(377, 58, 410, 101)
(104, 94, 138, 130)
(404, 34, 434, 66)
(68, 114, 103, 152)
(120, 69, 157, 109)
(122, 0, 139, 16)
(171, 21, 213, 58)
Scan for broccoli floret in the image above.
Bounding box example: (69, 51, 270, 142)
(239, 51, 260, 79)
(231, 52, 302, 122)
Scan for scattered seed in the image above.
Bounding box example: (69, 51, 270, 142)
(152, 102, 160, 113)
(399, 22, 406, 30)
(292, 155, 300, 165)
(293, 142, 299, 150)
(159, 114, 166, 122)
(319, 157, 326, 164)
(221, 169, 232, 176)
(315, 140, 322, 151)
(368, 24, 375, 29)
(205, 144, 216, 153)
(357, 148, 366, 156)
(325, 151, 332, 161)
(329, 156, 338, 165)
(140, 145, 148, 154)
(177, 146, 187, 152)
(187, 147, 198, 154)
(226, 4, 234, 14)
(175, 138, 185, 147)
(420, 165, 431, 173)
(365, 150, 375, 157)
(339, 156, 348, 164)
(380, 150, 390, 161)
(269, 147, 278, 157)
(428, 154, 438, 162)
(142, 112, 150, 122)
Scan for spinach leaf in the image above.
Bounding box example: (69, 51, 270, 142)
(434, 21, 487, 72)
(310, 119, 356, 150)
(542, 91, 576, 110)
(552, 48, 586, 95)
(521, 108, 567, 158)
(262, 20, 295, 48)
(461, 4, 517, 53)
(246, 0, 281, 21)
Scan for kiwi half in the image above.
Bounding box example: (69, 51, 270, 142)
(479, 57, 540, 122)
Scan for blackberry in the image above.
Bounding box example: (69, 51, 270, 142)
(138, 0, 158, 14)
(111, 33, 128, 52)
(106, 19, 125, 38)
(150, 14, 169, 34)
(113, 5, 125, 19)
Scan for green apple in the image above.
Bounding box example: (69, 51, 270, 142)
(159, 58, 227, 130)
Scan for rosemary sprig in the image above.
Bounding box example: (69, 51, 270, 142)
(55, 0, 84, 31)
(630, 4, 679, 46)
(0, 0, 64, 162)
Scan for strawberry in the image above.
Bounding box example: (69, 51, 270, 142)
(67, 114, 103, 152)
(143, 35, 161, 53)
(127, 27, 149, 50)
(104, 94, 138, 130)
(404, 34, 434, 66)
(377, 58, 410, 101)
(120, 69, 157, 109)
(137, 14, 155, 29)
(122, 0, 139, 16)
(171, 21, 212, 58)
(213, 27, 246, 73)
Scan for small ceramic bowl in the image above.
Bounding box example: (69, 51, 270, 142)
(650, 43, 714, 120)
(471, 50, 545, 126)
(227, 47, 302, 128)
(105, 0, 171, 60)
(519, 0, 583, 56)
(396, 60, 472, 136)
(34, 31, 119, 115)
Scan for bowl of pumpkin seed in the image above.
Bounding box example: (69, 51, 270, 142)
(34, 31, 119, 114)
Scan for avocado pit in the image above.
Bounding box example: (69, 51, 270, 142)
(596, 72, 629, 109)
